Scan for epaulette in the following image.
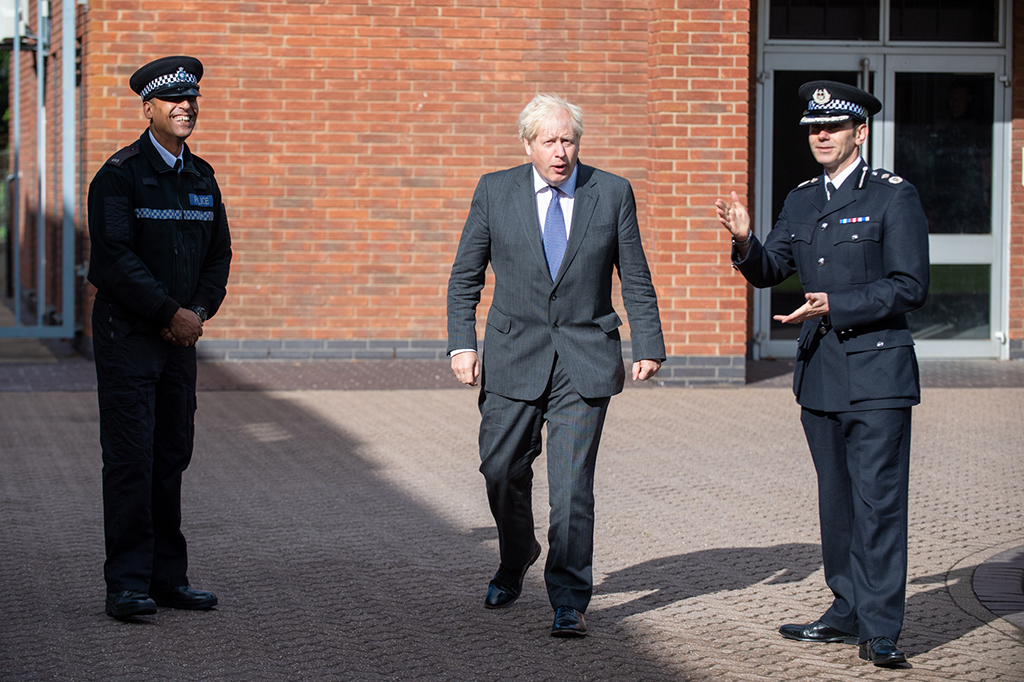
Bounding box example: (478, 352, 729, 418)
(796, 176, 820, 190)
(106, 141, 140, 168)
(868, 168, 905, 186)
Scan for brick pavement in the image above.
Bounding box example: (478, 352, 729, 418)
(0, 356, 1022, 681)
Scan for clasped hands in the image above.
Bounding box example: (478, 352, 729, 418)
(160, 308, 204, 347)
(715, 191, 829, 325)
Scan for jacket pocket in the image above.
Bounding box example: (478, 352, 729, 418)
(832, 220, 881, 284)
(844, 329, 919, 403)
(485, 306, 511, 334)
(788, 221, 815, 268)
(594, 311, 622, 334)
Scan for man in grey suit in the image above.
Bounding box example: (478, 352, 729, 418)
(447, 94, 665, 638)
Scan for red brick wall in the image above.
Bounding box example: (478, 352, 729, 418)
(5, 1, 753, 379)
(74, 0, 752, 376)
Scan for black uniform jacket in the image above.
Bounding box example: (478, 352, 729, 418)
(87, 130, 232, 329)
(735, 163, 929, 412)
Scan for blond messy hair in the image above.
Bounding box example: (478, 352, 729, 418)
(517, 93, 584, 143)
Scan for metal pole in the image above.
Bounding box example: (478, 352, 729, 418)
(36, 0, 47, 327)
(12, 0, 21, 326)
(61, 0, 73, 335)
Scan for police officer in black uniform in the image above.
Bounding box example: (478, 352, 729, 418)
(88, 56, 232, 619)
(715, 81, 929, 667)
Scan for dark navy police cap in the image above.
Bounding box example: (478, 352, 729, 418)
(130, 56, 203, 101)
(798, 80, 881, 125)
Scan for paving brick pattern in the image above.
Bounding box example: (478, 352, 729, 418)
(1, 359, 1022, 680)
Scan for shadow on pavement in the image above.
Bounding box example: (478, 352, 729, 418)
(0, 388, 716, 681)
(596, 544, 821, 618)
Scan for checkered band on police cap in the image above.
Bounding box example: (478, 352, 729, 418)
(797, 80, 881, 125)
(130, 56, 204, 101)
(139, 67, 198, 100)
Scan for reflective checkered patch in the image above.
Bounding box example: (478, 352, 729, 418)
(135, 208, 214, 221)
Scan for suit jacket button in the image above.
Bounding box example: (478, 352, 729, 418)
(876, 340, 884, 347)
(552, 323, 559, 330)
(550, 294, 557, 301)
(817, 257, 825, 266)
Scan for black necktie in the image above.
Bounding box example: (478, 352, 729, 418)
(826, 181, 836, 200)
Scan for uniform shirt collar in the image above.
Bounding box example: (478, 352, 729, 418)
(148, 129, 185, 171)
(826, 156, 864, 191)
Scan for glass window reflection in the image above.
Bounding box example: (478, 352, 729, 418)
(909, 265, 990, 339)
(894, 73, 993, 234)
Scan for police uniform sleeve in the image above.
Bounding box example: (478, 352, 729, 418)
(187, 173, 232, 318)
(86, 167, 181, 326)
(827, 180, 930, 330)
(734, 200, 799, 289)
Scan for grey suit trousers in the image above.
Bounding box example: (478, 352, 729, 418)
(478, 354, 610, 612)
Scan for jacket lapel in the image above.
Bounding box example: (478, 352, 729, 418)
(512, 165, 548, 270)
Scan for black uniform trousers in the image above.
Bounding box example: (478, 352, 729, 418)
(477, 353, 610, 612)
(801, 406, 912, 643)
(93, 298, 197, 594)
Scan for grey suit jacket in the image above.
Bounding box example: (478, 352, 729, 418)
(447, 163, 665, 401)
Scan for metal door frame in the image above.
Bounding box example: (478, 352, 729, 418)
(1, 0, 77, 339)
(754, 0, 1014, 360)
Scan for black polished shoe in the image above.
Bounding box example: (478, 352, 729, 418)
(105, 590, 157, 619)
(859, 637, 907, 667)
(779, 619, 858, 645)
(484, 542, 542, 609)
(550, 605, 587, 638)
(150, 585, 218, 610)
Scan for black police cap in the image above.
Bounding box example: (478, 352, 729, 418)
(130, 56, 203, 101)
(798, 80, 881, 125)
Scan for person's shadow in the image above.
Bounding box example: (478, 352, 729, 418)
(593, 543, 821, 618)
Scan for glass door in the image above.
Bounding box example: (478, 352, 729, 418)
(883, 55, 1008, 358)
(754, 52, 1008, 359)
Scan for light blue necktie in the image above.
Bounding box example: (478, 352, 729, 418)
(543, 186, 566, 280)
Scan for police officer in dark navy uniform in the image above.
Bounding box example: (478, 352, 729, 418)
(87, 56, 232, 619)
(715, 81, 929, 667)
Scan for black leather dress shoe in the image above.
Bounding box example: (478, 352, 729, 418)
(105, 590, 157, 619)
(484, 542, 542, 609)
(150, 585, 218, 610)
(779, 619, 858, 645)
(550, 605, 587, 638)
(859, 637, 907, 667)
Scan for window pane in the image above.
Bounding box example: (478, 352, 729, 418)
(770, 0, 880, 40)
(890, 0, 998, 42)
(894, 73, 993, 234)
(908, 265, 990, 339)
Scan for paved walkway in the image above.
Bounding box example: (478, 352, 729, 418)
(1, 353, 1022, 681)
